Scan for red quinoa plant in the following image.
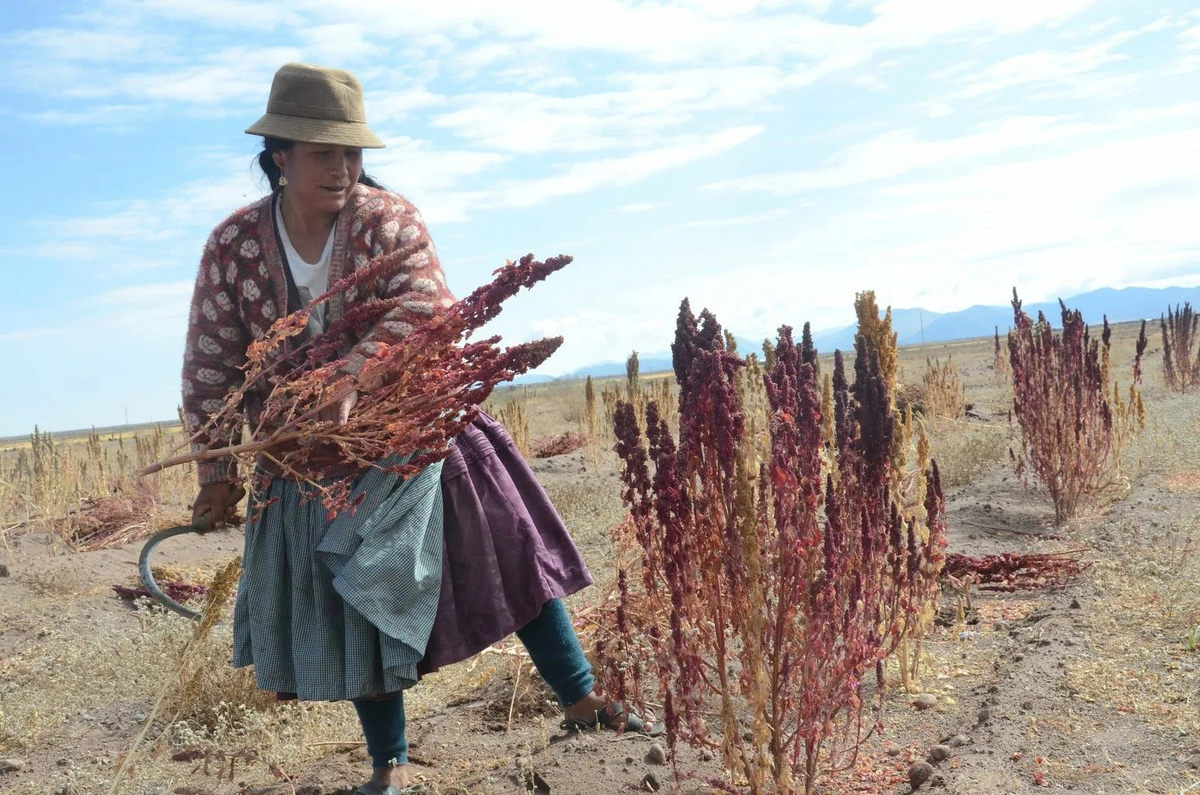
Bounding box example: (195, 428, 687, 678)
(1007, 291, 1146, 524)
(144, 250, 568, 515)
(599, 300, 946, 794)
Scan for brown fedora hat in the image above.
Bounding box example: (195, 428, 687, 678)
(246, 62, 385, 148)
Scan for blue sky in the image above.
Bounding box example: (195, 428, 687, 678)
(1, 0, 1199, 435)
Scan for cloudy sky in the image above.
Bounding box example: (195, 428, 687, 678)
(1, 0, 1198, 435)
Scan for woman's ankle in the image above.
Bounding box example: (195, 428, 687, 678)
(368, 761, 409, 787)
(564, 691, 607, 721)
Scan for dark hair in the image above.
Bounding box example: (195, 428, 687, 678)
(257, 137, 386, 191)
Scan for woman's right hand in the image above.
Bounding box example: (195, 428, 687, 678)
(191, 482, 247, 531)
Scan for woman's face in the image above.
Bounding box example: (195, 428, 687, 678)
(275, 142, 364, 217)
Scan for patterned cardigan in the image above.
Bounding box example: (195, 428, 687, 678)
(182, 184, 456, 486)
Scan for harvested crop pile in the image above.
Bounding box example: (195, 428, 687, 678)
(68, 492, 157, 551)
(532, 431, 586, 458)
(113, 580, 208, 604)
(944, 549, 1090, 591)
(113, 565, 210, 605)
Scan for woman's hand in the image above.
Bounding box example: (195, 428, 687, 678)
(191, 481, 247, 531)
(317, 376, 358, 425)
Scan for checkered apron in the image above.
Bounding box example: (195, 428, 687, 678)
(231, 459, 445, 701)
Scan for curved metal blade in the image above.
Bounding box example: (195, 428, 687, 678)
(138, 524, 206, 621)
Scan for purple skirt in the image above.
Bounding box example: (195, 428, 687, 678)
(418, 412, 594, 675)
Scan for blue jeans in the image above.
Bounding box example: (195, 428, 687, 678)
(353, 598, 594, 768)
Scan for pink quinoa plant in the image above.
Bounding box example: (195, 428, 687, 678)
(1007, 291, 1146, 524)
(601, 299, 946, 794)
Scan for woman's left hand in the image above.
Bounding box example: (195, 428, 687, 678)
(317, 378, 358, 425)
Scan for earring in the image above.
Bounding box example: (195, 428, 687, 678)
(278, 174, 289, 187)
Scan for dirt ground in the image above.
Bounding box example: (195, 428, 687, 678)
(2, 323, 1199, 795)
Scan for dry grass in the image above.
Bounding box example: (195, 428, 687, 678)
(1060, 386, 1200, 739)
(0, 591, 395, 793)
(922, 356, 966, 419)
(1065, 518, 1200, 736)
(0, 424, 197, 551)
(925, 420, 1009, 490)
(493, 398, 531, 457)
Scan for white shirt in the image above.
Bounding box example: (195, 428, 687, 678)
(275, 199, 335, 335)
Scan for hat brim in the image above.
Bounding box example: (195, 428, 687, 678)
(245, 113, 386, 149)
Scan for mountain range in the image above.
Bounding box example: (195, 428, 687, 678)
(520, 284, 1200, 384)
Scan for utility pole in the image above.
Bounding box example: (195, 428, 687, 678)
(920, 310, 925, 346)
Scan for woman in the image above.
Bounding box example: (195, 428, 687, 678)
(182, 63, 658, 795)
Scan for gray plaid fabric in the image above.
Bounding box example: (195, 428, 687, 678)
(232, 459, 445, 701)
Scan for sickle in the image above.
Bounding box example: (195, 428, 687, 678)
(139, 485, 248, 620)
(138, 522, 210, 621)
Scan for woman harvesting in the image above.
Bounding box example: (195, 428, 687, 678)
(182, 62, 659, 795)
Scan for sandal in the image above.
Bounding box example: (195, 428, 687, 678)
(353, 786, 400, 795)
(560, 702, 665, 737)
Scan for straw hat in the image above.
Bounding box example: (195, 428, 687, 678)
(246, 62, 385, 149)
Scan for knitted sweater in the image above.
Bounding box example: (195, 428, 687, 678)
(182, 184, 456, 486)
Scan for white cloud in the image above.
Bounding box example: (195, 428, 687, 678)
(670, 209, 789, 230)
(765, 124, 1200, 316)
(487, 126, 764, 209)
(852, 73, 890, 91)
(20, 104, 147, 129)
(72, 282, 197, 345)
(19, 167, 261, 299)
(103, 0, 302, 29)
(927, 59, 980, 81)
(0, 328, 71, 344)
(86, 282, 195, 308)
(934, 21, 1180, 104)
(946, 42, 1129, 100)
(863, 0, 1097, 42)
(368, 137, 508, 222)
(9, 0, 1108, 124)
(924, 101, 953, 118)
(430, 66, 785, 154)
(613, 202, 665, 214)
(5, 26, 167, 61)
(1, 241, 178, 278)
(299, 23, 385, 63)
(370, 137, 509, 192)
(304, 1, 855, 65)
(516, 256, 863, 374)
(41, 167, 260, 244)
(367, 87, 449, 124)
(0, 282, 193, 379)
(525, 306, 676, 372)
(709, 115, 1104, 194)
(1067, 15, 1122, 39)
(1138, 15, 1174, 35)
(107, 46, 303, 104)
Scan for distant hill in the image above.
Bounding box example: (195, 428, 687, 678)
(782, 285, 1200, 355)
(561, 356, 675, 380)
(541, 284, 1200, 382)
(509, 355, 674, 386)
(811, 306, 945, 354)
